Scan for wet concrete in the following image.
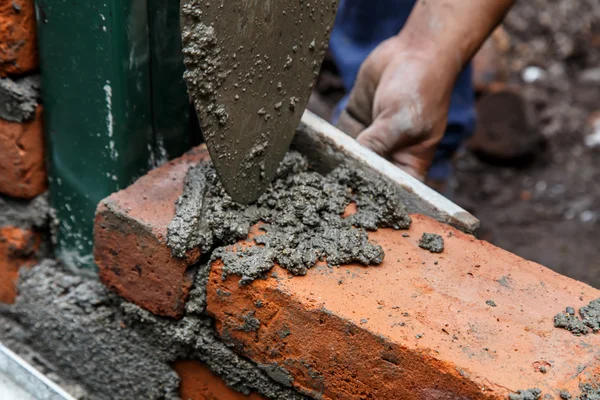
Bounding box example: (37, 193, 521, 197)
(0, 75, 40, 123)
(559, 383, 600, 400)
(0, 194, 49, 230)
(168, 151, 411, 285)
(554, 299, 600, 336)
(418, 233, 445, 253)
(509, 388, 542, 400)
(0, 261, 308, 400)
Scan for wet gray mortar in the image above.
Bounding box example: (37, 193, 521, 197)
(167, 151, 412, 285)
(0, 260, 308, 400)
(508, 384, 600, 400)
(0, 75, 40, 123)
(418, 233, 445, 254)
(554, 299, 600, 336)
(0, 193, 49, 230)
(509, 388, 543, 400)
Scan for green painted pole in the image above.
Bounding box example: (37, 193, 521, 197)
(147, 0, 192, 160)
(35, 0, 190, 271)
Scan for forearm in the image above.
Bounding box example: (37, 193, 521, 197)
(398, 0, 515, 78)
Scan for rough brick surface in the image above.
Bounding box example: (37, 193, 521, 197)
(0, 226, 40, 304)
(207, 215, 600, 399)
(94, 146, 210, 318)
(0, 0, 38, 77)
(174, 361, 267, 400)
(0, 106, 46, 198)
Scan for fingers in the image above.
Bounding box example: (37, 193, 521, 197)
(336, 58, 378, 138)
(336, 109, 366, 139)
(389, 151, 431, 181)
(356, 116, 437, 181)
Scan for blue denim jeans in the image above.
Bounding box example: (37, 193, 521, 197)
(329, 0, 475, 180)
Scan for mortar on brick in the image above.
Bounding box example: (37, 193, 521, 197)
(509, 388, 542, 400)
(554, 299, 600, 336)
(168, 151, 411, 284)
(0, 194, 49, 229)
(0, 75, 40, 123)
(0, 193, 50, 304)
(0, 260, 309, 400)
(418, 232, 445, 253)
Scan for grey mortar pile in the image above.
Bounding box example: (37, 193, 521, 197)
(509, 388, 542, 400)
(554, 299, 600, 336)
(0, 260, 309, 400)
(559, 384, 600, 400)
(167, 151, 412, 284)
(0, 75, 40, 123)
(0, 194, 49, 229)
(418, 233, 445, 253)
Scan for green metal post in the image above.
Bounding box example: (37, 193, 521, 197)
(35, 0, 190, 271)
(147, 0, 191, 160)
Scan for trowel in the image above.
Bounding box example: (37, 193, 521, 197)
(181, 0, 340, 204)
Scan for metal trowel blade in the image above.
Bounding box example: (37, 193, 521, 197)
(181, 0, 340, 204)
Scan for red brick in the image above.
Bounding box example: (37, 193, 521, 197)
(0, 106, 47, 199)
(94, 146, 210, 318)
(207, 215, 600, 399)
(0, 0, 38, 77)
(0, 226, 40, 304)
(174, 360, 266, 400)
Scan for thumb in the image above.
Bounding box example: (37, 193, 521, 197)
(355, 118, 397, 156)
(356, 111, 424, 156)
(336, 108, 366, 139)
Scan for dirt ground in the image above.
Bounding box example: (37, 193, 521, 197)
(311, 0, 600, 289)
(454, 0, 600, 288)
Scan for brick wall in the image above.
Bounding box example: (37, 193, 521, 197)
(0, 0, 47, 304)
(174, 361, 267, 400)
(94, 145, 600, 400)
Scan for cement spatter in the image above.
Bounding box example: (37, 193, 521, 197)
(554, 299, 600, 336)
(418, 233, 445, 253)
(509, 388, 542, 400)
(577, 383, 600, 400)
(560, 384, 600, 400)
(168, 151, 412, 284)
(0, 75, 40, 123)
(0, 193, 49, 229)
(1, 261, 309, 400)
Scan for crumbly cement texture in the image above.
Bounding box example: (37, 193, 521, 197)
(577, 383, 600, 400)
(0, 193, 49, 229)
(0, 312, 89, 399)
(554, 299, 600, 336)
(418, 233, 445, 253)
(509, 388, 542, 400)
(0, 75, 40, 123)
(168, 151, 412, 284)
(0, 261, 308, 400)
(559, 383, 600, 400)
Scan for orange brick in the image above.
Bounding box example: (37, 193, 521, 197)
(207, 215, 600, 399)
(94, 146, 210, 318)
(174, 361, 266, 400)
(0, 0, 38, 76)
(0, 226, 40, 304)
(0, 106, 47, 199)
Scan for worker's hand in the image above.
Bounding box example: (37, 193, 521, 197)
(337, 36, 459, 181)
